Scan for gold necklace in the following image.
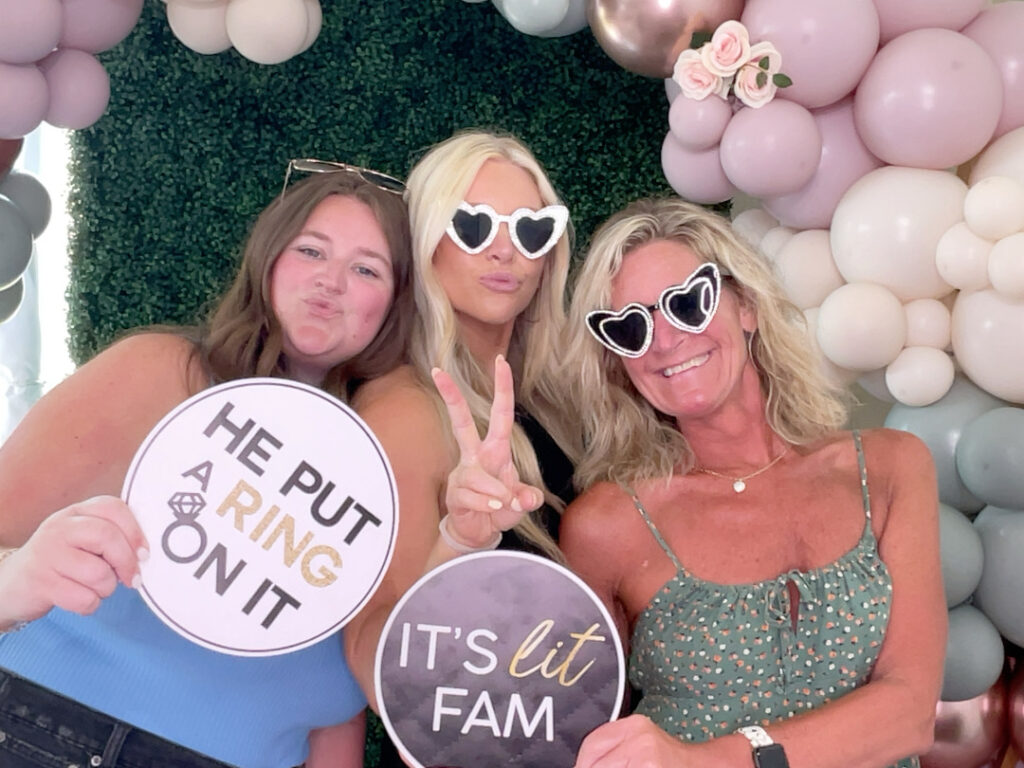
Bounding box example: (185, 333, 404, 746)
(696, 448, 788, 493)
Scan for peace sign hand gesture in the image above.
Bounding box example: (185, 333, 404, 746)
(431, 354, 544, 551)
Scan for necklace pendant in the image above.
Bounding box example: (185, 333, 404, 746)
(733, 479, 746, 493)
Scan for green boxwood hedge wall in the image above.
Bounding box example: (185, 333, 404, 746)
(67, 0, 675, 363)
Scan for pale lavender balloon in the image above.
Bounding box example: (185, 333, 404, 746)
(60, 0, 145, 53)
(0, 0, 62, 64)
(962, 3, 1024, 140)
(668, 94, 733, 151)
(854, 29, 1003, 170)
(762, 97, 884, 230)
(661, 131, 736, 204)
(872, 0, 986, 45)
(37, 50, 111, 131)
(741, 0, 880, 109)
(0, 63, 49, 140)
(719, 100, 821, 198)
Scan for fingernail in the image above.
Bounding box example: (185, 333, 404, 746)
(131, 573, 142, 590)
(487, 498, 503, 510)
(511, 498, 522, 513)
(496, 353, 504, 363)
(136, 547, 150, 562)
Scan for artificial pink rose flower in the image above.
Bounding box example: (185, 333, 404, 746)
(700, 20, 751, 77)
(673, 49, 725, 101)
(733, 41, 783, 108)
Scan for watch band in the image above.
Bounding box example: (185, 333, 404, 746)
(737, 725, 774, 748)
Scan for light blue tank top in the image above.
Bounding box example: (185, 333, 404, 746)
(0, 584, 366, 767)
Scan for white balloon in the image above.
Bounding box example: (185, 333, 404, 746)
(969, 125, 1024, 187)
(935, 222, 993, 291)
(988, 232, 1024, 300)
(816, 282, 907, 371)
(298, 0, 322, 54)
(167, 0, 231, 55)
(963, 175, 1024, 241)
(831, 166, 964, 300)
(903, 298, 952, 349)
(665, 77, 682, 103)
(225, 0, 308, 65)
(758, 225, 796, 263)
(951, 289, 1024, 403)
(499, 0, 570, 35)
(885, 346, 956, 407)
(803, 307, 861, 387)
(536, 0, 587, 37)
(730, 207, 777, 250)
(773, 229, 845, 310)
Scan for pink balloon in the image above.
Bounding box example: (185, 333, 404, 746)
(762, 97, 884, 229)
(719, 99, 821, 198)
(873, 0, 986, 45)
(668, 94, 733, 151)
(37, 49, 110, 131)
(963, 3, 1024, 140)
(60, 0, 145, 53)
(741, 0, 880, 109)
(0, 0, 62, 64)
(854, 28, 1003, 170)
(0, 63, 49, 140)
(661, 132, 736, 204)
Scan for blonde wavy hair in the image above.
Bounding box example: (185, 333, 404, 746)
(567, 197, 851, 489)
(405, 129, 579, 561)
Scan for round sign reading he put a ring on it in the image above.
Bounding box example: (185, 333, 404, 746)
(376, 550, 625, 768)
(122, 378, 397, 656)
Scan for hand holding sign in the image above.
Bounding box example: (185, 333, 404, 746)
(430, 355, 543, 550)
(0, 495, 147, 624)
(573, 714, 691, 768)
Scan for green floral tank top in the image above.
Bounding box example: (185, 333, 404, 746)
(627, 431, 919, 768)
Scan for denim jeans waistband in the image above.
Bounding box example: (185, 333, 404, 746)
(0, 668, 238, 768)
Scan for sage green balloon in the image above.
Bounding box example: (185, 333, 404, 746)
(939, 503, 984, 608)
(956, 407, 1024, 510)
(942, 603, 1005, 702)
(973, 505, 1024, 646)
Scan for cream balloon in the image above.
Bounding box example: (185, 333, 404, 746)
(299, 0, 322, 54)
(586, 0, 744, 78)
(935, 222, 993, 292)
(969, 126, 1024, 187)
(730, 208, 777, 249)
(166, 0, 231, 55)
(904, 298, 952, 349)
(952, 289, 1024, 403)
(831, 166, 964, 300)
(988, 233, 1024, 300)
(773, 229, 845, 311)
(803, 307, 861, 387)
(816, 282, 907, 372)
(225, 0, 308, 65)
(758, 225, 795, 263)
(963, 176, 1024, 241)
(885, 346, 956, 407)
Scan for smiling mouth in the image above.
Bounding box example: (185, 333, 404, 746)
(662, 352, 710, 377)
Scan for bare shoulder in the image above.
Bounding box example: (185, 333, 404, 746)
(561, 481, 636, 557)
(857, 426, 935, 484)
(353, 365, 432, 414)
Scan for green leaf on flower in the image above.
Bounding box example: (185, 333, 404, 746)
(773, 73, 793, 88)
(758, 56, 770, 70)
(690, 31, 712, 49)
(756, 71, 767, 88)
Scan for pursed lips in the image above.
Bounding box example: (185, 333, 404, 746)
(304, 296, 342, 317)
(478, 271, 523, 293)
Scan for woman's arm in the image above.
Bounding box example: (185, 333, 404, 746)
(574, 429, 946, 768)
(306, 710, 367, 768)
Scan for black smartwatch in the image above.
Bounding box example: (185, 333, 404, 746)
(737, 726, 790, 768)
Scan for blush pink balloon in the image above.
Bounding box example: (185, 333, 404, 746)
(921, 675, 1008, 768)
(0, 0, 62, 64)
(668, 93, 733, 151)
(873, 0, 986, 45)
(0, 63, 49, 140)
(962, 3, 1024, 140)
(60, 0, 145, 53)
(720, 99, 821, 198)
(741, 0, 880, 109)
(762, 97, 885, 230)
(854, 28, 1003, 170)
(37, 49, 111, 131)
(661, 131, 736, 204)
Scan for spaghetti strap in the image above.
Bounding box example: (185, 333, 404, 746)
(852, 429, 872, 521)
(623, 485, 686, 573)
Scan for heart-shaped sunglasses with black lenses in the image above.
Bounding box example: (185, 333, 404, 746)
(585, 263, 723, 358)
(446, 201, 569, 260)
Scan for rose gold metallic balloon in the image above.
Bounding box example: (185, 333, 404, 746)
(921, 675, 1009, 768)
(1011, 662, 1024, 759)
(586, 0, 744, 78)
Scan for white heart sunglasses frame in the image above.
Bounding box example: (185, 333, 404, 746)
(445, 201, 569, 260)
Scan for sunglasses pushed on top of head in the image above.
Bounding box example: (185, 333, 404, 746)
(280, 158, 406, 201)
(446, 201, 569, 260)
(586, 263, 723, 358)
